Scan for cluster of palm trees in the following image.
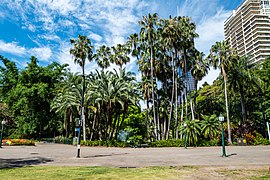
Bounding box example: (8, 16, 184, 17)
(51, 13, 267, 144)
(51, 34, 139, 141)
(129, 14, 209, 141)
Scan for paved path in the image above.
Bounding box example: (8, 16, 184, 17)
(0, 143, 269, 168)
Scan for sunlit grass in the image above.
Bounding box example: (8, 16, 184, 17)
(0, 166, 268, 180)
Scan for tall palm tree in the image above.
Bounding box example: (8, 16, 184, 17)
(161, 16, 179, 140)
(70, 35, 94, 142)
(208, 40, 234, 144)
(139, 13, 159, 140)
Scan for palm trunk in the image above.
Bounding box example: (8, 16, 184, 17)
(90, 112, 96, 141)
(193, 79, 198, 117)
(175, 72, 179, 139)
(81, 66, 86, 141)
(167, 52, 175, 140)
(180, 92, 184, 139)
(222, 67, 232, 145)
(189, 83, 195, 120)
(150, 45, 157, 140)
(239, 86, 247, 123)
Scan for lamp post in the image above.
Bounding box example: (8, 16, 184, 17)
(184, 122, 187, 149)
(75, 118, 81, 158)
(0, 119, 6, 148)
(219, 114, 227, 157)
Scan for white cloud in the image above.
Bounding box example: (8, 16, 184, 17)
(0, 40, 26, 56)
(41, 0, 79, 16)
(0, 40, 53, 62)
(57, 42, 79, 72)
(195, 9, 232, 54)
(40, 34, 61, 41)
(89, 33, 103, 42)
(194, 10, 232, 87)
(28, 47, 52, 62)
(177, 0, 232, 87)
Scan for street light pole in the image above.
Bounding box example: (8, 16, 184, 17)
(219, 114, 227, 157)
(76, 118, 81, 158)
(0, 119, 6, 148)
(184, 122, 187, 149)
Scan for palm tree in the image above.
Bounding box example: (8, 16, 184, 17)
(94, 45, 111, 70)
(139, 13, 159, 140)
(228, 56, 262, 134)
(111, 44, 130, 69)
(51, 72, 81, 138)
(191, 50, 209, 113)
(126, 33, 140, 58)
(208, 40, 234, 144)
(201, 114, 220, 140)
(180, 119, 201, 145)
(70, 35, 94, 142)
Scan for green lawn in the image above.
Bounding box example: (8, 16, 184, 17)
(0, 166, 269, 180)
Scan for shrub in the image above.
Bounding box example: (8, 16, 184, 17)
(53, 136, 72, 144)
(252, 132, 270, 145)
(253, 137, 270, 145)
(244, 133, 256, 145)
(81, 140, 128, 147)
(148, 140, 184, 147)
(2, 139, 35, 146)
(197, 139, 219, 147)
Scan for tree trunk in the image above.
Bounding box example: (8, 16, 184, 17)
(167, 52, 175, 140)
(175, 72, 179, 139)
(239, 86, 247, 123)
(222, 67, 232, 145)
(189, 83, 195, 120)
(150, 45, 157, 140)
(90, 112, 96, 141)
(180, 92, 184, 139)
(81, 66, 86, 141)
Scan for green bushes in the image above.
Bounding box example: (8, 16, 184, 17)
(81, 140, 128, 147)
(148, 140, 184, 147)
(253, 137, 270, 145)
(80, 139, 184, 147)
(253, 132, 270, 145)
(197, 139, 219, 147)
(53, 136, 72, 144)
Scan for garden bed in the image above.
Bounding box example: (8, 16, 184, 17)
(1, 139, 35, 146)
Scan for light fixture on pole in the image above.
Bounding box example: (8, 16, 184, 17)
(0, 119, 6, 148)
(219, 114, 227, 157)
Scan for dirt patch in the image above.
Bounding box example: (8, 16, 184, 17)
(181, 166, 270, 180)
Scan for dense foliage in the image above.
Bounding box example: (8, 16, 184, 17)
(0, 13, 269, 146)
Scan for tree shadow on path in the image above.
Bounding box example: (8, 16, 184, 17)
(0, 157, 53, 169)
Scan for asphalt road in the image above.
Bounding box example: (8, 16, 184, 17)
(0, 143, 269, 168)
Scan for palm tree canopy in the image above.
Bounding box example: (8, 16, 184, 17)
(70, 35, 94, 68)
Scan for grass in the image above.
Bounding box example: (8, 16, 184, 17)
(0, 166, 269, 180)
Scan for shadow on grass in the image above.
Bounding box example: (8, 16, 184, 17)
(0, 157, 53, 169)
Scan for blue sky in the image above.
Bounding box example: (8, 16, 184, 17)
(0, 0, 243, 85)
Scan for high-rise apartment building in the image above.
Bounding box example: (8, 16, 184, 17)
(224, 0, 270, 62)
